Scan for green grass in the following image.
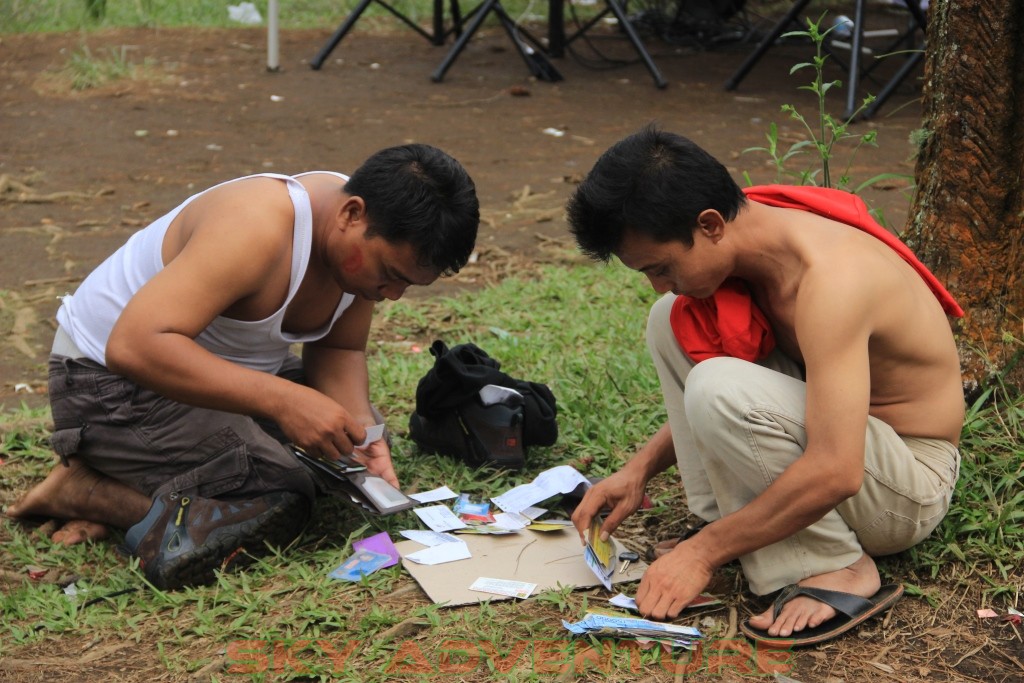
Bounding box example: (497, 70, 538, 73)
(2, 259, 1022, 678)
(60, 43, 142, 89)
(0, 259, 669, 679)
(903, 380, 1024, 594)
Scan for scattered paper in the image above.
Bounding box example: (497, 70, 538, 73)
(527, 522, 571, 532)
(406, 541, 471, 565)
(470, 577, 537, 599)
(491, 465, 590, 514)
(492, 512, 530, 530)
(453, 525, 518, 535)
(414, 505, 467, 532)
(520, 506, 547, 520)
(563, 612, 703, 650)
(609, 592, 722, 612)
(397, 531, 646, 607)
(542, 127, 566, 137)
(352, 532, 399, 569)
(408, 486, 458, 503)
(977, 608, 999, 618)
(609, 593, 638, 610)
(400, 530, 463, 547)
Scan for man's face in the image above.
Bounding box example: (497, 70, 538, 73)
(615, 229, 724, 299)
(332, 233, 439, 302)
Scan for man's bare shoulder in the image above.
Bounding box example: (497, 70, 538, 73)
(794, 221, 964, 441)
(170, 176, 296, 258)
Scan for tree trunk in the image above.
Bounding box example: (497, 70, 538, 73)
(906, 0, 1024, 395)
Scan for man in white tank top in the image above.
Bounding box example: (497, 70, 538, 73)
(7, 144, 479, 590)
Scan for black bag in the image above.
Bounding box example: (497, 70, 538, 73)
(408, 340, 558, 470)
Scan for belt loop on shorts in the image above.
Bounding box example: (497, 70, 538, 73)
(61, 356, 74, 385)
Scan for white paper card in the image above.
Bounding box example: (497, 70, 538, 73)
(609, 593, 638, 610)
(520, 506, 547, 520)
(406, 542, 471, 565)
(408, 486, 459, 503)
(491, 465, 590, 513)
(469, 577, 537, 600)
(400, 530, 462, 547)
(356, 423, 386, 449)
(414, 505, 467, 532)
(493, 512, 530, 530)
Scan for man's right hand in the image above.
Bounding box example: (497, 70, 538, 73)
(278, 386, 368, 461)
(571, 465, 649, 545)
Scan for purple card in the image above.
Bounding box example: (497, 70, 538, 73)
(353, 531, 399, 569)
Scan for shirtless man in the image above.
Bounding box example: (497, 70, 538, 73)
(7, 143, 479, 589)
(567, 127, 963, 647)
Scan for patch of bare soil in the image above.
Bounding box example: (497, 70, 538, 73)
(2, 16, 1019, 683)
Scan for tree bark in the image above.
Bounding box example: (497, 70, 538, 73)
(906, 0, 1024, 394)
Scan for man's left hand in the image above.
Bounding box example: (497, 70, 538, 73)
(352, 439, 399, 488)
(634, 539, 715, 620)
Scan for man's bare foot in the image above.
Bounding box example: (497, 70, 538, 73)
(648, 522, 707, 560)
(6, 458, 150, 542)
(747, 554, 881, 637)
(51, 520, 110, 545)
(650, 538, 681, 560)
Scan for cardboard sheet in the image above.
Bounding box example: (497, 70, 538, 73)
(397, 528, 648, 606)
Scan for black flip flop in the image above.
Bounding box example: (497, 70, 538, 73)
(739, 583, 904, 648)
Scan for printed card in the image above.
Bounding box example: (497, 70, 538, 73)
(469, 577, 537, 600)
(329, 549, 393, 582)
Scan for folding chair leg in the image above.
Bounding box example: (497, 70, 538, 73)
(724, 0, 813, 90)
(602, 0, 667, 88)
(431, 0, 499, 82)
(310, 0, 377, 69)
(492, 5, 563, 82)
(843, 0, 869, 119)
(431, 0, 563, 83)
(860, 50, 922, 120)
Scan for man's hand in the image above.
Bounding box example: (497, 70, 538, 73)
(571, 466, 648, 544)
(352, 438, 399, 488)
(277, 386, 368, 461)
(634, 539, 715, 620)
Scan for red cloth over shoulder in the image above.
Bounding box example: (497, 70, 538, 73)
(670, 279, 775, 362)
(669, 185, 964, 363)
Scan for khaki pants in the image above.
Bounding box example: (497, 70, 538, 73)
(646, 294, 960, 595)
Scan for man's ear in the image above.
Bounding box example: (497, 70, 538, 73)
(337, 196, 368, 232)
(697, 209, 726, 242)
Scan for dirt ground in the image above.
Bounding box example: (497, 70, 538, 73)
(1, 10, 1021, 682)
(0, 14, 929, 406)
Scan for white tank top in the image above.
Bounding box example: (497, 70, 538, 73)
(56, 172, 355, 374)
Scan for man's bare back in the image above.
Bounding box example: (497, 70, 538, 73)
(746, 205, 964, 444)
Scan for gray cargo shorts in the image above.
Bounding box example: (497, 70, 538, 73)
(48, 351, 317, 503)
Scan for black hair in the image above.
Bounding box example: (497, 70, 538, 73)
(566, 125, 746, 261)
(345, 144, 479, 276)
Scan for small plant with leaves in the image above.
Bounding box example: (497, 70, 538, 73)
(744, 14, 905, 194)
